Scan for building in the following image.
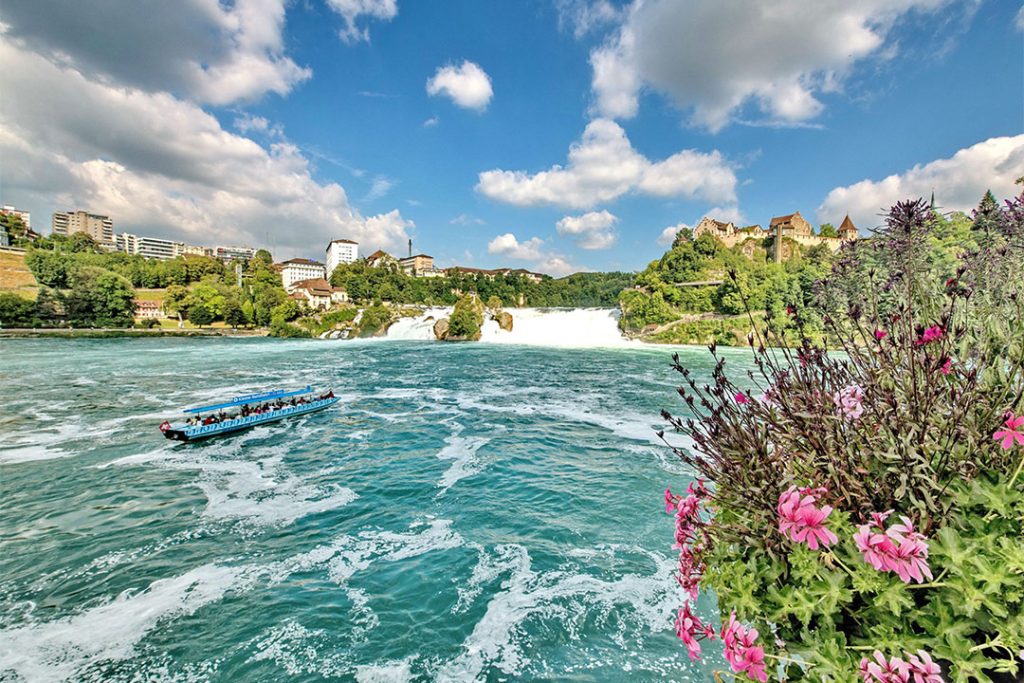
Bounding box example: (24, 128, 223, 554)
(769, 211, 814, 237)
(692, 217, 768, 248)
(365, 249, 398, 268)
(115, 233, 179, 260)
(838, 215, 858, 240)
(289, 278, 334, 309)
(134, 300, 165, 320)
(399, 254, 436, 277)
(52, 210, 114, 246)
(1, 205, 31, 228)
(214, 246, 256, 263)
(280, 258, 327, 290)
(326, 239, 359, 277)
(176, 243, 209, 257)
(445, 266, 546, 283)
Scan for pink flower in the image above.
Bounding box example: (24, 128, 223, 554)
(734, 392, 750, 404)
(721, 612, 768, 682)
(665, 487, 676, 514)
(918, 325, 944, 345)
(674, 603, 713, 662)
(908, 650, 944, 683)
(874, 328, 888, 341)
(939, 357, 952, 375)
(860, 651, 910, 683)
(855, 515, 932, 584)
(834, 384, 865, 420)
(777, 486, 839, 550)
(993, 412, 1024, 449)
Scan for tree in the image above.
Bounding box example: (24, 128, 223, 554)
(65, 267, 136, 328)
(163, 284, 190, 325)
(270, 298, 302, 324)
(486, 295, 503, 310)
(24, 249, 71, 288)
(254, 249, 273, 266)
(223, 298, 246, 329)
(818, 223, 838, 238)
(0, 293, 36, 327)
(188, 302, 215, 327)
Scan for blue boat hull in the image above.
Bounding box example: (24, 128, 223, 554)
(163, 396, 340, 442)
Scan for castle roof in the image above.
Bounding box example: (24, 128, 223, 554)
(770, 211, 802, 227)
(839, 215, 857, 233)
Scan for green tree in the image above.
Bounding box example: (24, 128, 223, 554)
(486, 295, 503, 310)
(24, 249, 71, 288)
(163, 284, 190, 325)
(818, 223, 838, 238)
(65, 267, 136, 328)
(270, 298, 302, 324)
(223, 298, 246, 328)
(188, 302, 215, 327)
(0, 293, 36, 327)
(254, 249, 273, 266)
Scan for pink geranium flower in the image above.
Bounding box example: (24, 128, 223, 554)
(674, 603, 714, 662)
(860, 651, 910, 683)
(834, 384, 865, 420)
(918, 325, 944, 345)
(908, 650, 944, 683)
(734, 391, 750, 404)
(854, 514, 932, 584)
(939, 357, 952, 375)
(874, 328, 888, 341)
(721, 612, 768, 682)
(778, 486, 839, 550)
(993, 412, 1024, 449)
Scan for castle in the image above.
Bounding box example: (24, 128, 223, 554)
(691, 211, 857, 261)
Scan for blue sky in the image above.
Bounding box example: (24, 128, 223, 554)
(0, 0, 1021, 275)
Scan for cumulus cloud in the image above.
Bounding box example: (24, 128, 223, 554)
(326, 0, 399, 43)
(556, 210, 618, 249)
(555, 0, 624, 38)
(486, 233, 581, 276)
(657, 224, 687, 246)
(487, 233, 545, 260)
(477, 118, 736, 209)
(450, 214, 485, 226)
(591, 0, 959, 131)
(426, 61, 494, 111)
(817, 135, 1024, 228)
(0, 37, 412, 257)
(0, 0, 310, 105)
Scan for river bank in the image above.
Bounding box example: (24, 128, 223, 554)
(0, 327, 268, 338)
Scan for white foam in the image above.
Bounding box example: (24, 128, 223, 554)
(354, 657, 416, 683)
(435, 544, 677, 682)
(435, 422, 491, 493)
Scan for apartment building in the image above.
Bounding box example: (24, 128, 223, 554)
(52, 210, 114, 246)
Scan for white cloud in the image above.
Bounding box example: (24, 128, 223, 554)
(477, 118, 736, 209)
(0, 37, 412, 257)
(0, 0, 310, 105)
(706, 205, 747, 226)
(486, 233, 583, 277)
(556, 0, 624, 38)
(325, 0, 399, 43)
(1017, 5, 1024, 31)
(817, 135, 1024, 229)
(487, 233, 545, 260)
(426, 61, 493, 111)
(365, 175, 396, 201)
(233, 114, 284, 139)
(591, 0, 959, 131)
(450, 213, 485, 226)
(556, 210, 618, 249)
(657, 224, 687, 246)
(423, 116, 440, 127)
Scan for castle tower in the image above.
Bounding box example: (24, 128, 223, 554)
(838, 215, 858, 240)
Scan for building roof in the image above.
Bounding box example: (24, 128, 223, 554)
(291, 277, 333, 296)
(769, 212, 798, 227)
(328, 239, 358, 246)
(366, 249, 390, 261)
(281, 257, 324, 267)
(400, 253, 433, 261)
(839, 215, 857, 233)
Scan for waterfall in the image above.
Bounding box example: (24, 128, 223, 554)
(385, 307, 630, 347)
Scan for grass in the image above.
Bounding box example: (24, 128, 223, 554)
(0, 250, 38, 299)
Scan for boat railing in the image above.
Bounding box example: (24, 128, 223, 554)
(182, 396, 336, 438)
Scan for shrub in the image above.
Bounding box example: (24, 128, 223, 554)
(447, 293, 484, 340)
(659, 194, 1024, 682)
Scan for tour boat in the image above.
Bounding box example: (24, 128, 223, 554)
(159, 386, 339, 442)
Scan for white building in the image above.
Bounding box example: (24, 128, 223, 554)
(214, 245, 256, 263)
(1, 205, 31, 228)
(115, 233, 178, 260)
(280, 258, 327, 290)
(325, 239, 358, 277)
(52, 210, 114, 246)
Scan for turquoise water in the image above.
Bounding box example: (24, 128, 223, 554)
(0, 338, 731, 682)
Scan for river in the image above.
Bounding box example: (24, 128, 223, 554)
(0, 333, 745, 682)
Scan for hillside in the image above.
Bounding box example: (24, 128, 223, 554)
(0, 250, 38, 299)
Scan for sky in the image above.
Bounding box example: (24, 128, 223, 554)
(0, 0, 1021, 276)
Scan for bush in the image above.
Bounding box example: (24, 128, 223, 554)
(659, 194, 1024, 682)
(268, 319, 312, 338)
(356, 304, 393, 337)
(447, 293, 484, 340)
(0, 293, 36, 327)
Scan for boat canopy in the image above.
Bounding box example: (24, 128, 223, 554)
(183, 386, 315, 414)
